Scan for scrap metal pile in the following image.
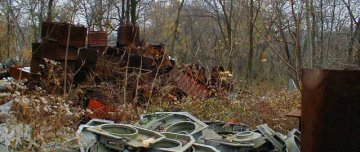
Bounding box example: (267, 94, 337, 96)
(175, 65, 234, 100)
(78, 112, 300, 152)
(15, 21, 235, 120)
(30, 22, 174, 81)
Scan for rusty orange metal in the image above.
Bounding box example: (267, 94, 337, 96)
(301, 69, 360, 152)
(87, 99, 119, 120)
(9, 66, 32, 80)
(175, 72, 209, 100)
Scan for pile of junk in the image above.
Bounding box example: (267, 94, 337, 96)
(78, 112, 300, 152)
(1, 21, 235, 119)
(0, 22, 302, 151)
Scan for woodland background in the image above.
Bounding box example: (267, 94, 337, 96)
(1, 1, 359, 149)
(0, 0, 359, 86)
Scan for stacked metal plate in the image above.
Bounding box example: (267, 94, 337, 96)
(88, 31, 108, 47)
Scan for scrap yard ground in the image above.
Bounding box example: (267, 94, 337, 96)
(0, 0, 359, 151)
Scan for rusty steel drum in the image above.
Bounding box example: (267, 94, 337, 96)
(117, 24, 140, 46)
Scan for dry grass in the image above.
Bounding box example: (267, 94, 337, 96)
(0, 81, 84, 151)
(148, 83, 301, 133)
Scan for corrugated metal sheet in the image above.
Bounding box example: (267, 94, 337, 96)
(175, 72, 209, 100)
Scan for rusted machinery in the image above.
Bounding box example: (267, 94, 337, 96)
(30, 22, 175, 111)
(78, 112, 300, 152)
(29, 21, 236, 121)
(31, 22, 87, 74)
(301, 69, 360, 152)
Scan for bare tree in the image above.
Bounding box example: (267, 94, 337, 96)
(170, 0, 185, 56)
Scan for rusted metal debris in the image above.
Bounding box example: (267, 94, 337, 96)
(40, 40, 79, 60)
(301, 69, 360, 152)
(41, 22, 87, 47)
(88, 31, 107, 47)
(77, 112, 300, 152)
(28, 21, 235, 120)
(285, 109, 301, 130)
(174, 65, 234, 100)
(0, 59, 17, 79)
(9, 67, 32, 80)
(87, 99, 124, 121)
(117, 24, 141, 46)
(0, 59, 32, 80)
(175, 72, 209, 100)
(31, 22, 87, 75)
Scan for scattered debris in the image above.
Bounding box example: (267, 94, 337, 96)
(30, 22, 178, 106)
(0, 21, 302, 151)
(28, 21, 235, 109)
(0, 59, 17, 79)
(175, 65, 235, 100)
(78, 112, 300, 152)
(0, 77, 300, 151)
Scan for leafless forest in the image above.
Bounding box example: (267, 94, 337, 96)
(1, 0, 359, 84)
(0, 0, 359, 151)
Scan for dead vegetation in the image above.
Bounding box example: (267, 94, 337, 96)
(0, 61, 300, 151)
(148, 83, 300, 133)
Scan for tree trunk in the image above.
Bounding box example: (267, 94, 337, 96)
(170, 0, 185, 56)
(121, 0, 125, 24)
(126, 0, 130, 24)
(96, 0, 104, 30)
(354, 19, 360, 64)
(305, 0, 313, 68)
(39, 0, 45, 40)
(247, 0, 254, 81)
(319, 0, 325, 67)
(130, 0, 138, 25)
(226, 0, 234, 72)
(326, 0, 336, 68)
(310, 0, 316, 67)
(46, 0, 54, 22)
(290, 0, 302, 89)
(6, 11, 11, 58)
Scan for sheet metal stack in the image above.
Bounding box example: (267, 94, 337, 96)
(30, 22, 87, 74)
